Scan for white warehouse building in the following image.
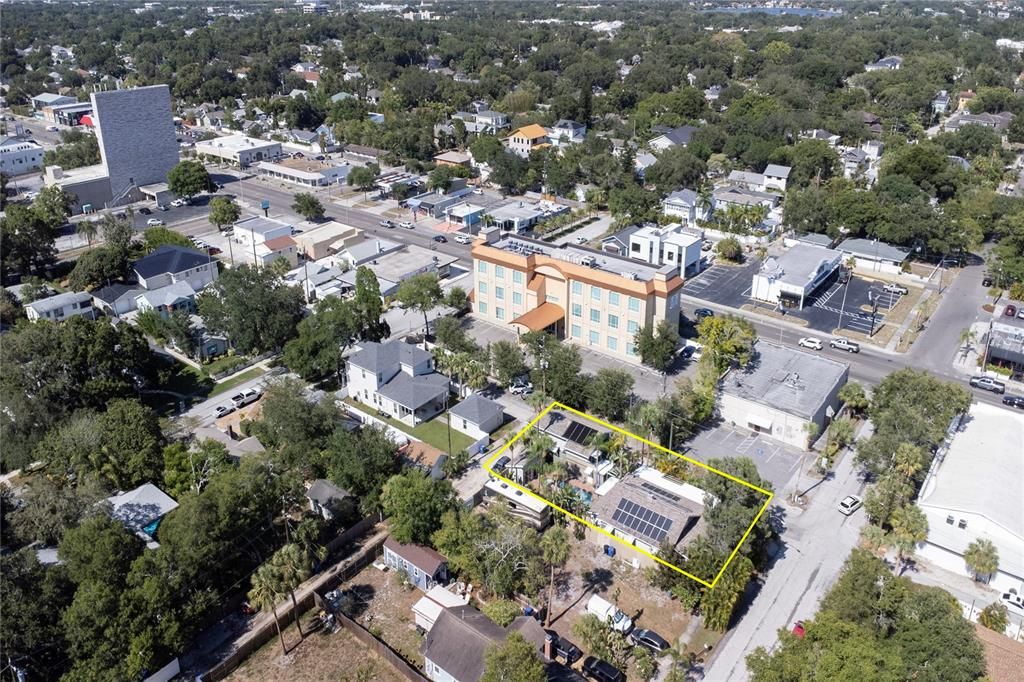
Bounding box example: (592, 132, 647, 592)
(195, 134, 282, 167)
(917, 402, 1024, 594)
(719, 341, 849, 449)
(751, 244, 843, 310)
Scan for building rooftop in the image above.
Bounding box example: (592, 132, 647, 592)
(348, 340, 433, 374)
(343, 237, 403, 264)
(487, 233, 669, 281)
(136, 280, 195, 308)
(721, 340, 849, 420)
(446, 202, 486, 218)
(434, 151, 471, 164)
(794, 232, 835, 248)
(484, 479, 549, 513)
(378, 371, 449, 410)
(197, 134, 279, 152)
(26, 290, 92, 314)
(919, 402, 1024, 578)
(764, 164, 791, 179)
(367, 244, 458, 285)
(760, 244, 843, 288)
(449, 393, 503, 425)
(664, 188, 699, 205)
(49, 163, 110, 185)
(107, 483, 178, 544)
(591, 467, 706, 551)
(422, 605, 546, 682)
(835, 237, 910, 263)
(306, 479, 351, 505)
(234, 215, 292, 236)
(510, 123, 548, 140)
(133, 245, 212, 279)
(384, 537, 447, 575)
(655, 124, 698, 146)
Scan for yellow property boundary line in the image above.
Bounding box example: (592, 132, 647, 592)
(482, 401, 773, 589)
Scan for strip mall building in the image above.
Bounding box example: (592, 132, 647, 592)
(471, 230, 683, 363)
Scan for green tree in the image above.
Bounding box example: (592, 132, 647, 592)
(270, 543, 313, 639)
(481, 599, 521, 627)
(381, 470, 455, 545)
(7, 476, 107, 546)
(716, 236, 744, 263)
(585, 368, 635, 421)
(838, 381, 869, 415)
(347, 165, 377, 191)
(352, 266, 390, 341)
(963, 538, 999, 582)
(697, 315, 757, 373)
(76, 217, 99, 246)
(481, 632, 546, 682)
(433, 316, 479, 354)
(291, 192, 325, 221)
(395, 272, 443, 335)
(644, 147, 706, 190)
(540, 525, 570, 626)
(635, 319, 680, 373)
(94, 398, 165, 490)
(0, 204, 58, 280)
(325, 426, 402, 514)
(143, 226, 193, 252)
(633, 646, 658, 682)
(248, 563, 288, 656)
(31, 185, 75, 227)
(283, 297, 359, 382)
(197, 265, 305, 354)
(166, 160, 211, 200)
(701, 555, 754, 631)
(161, 439, 230, 498)
(58, 514, 143, 587)
(208, 196, 240, 231)
(490, 341, 528, 387)
(888, 504, 929, 575)
(444, 285, 469, 311)
(978, 602, 1009, 632)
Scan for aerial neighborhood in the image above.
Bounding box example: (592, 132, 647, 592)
(4, 2, 1024, 682)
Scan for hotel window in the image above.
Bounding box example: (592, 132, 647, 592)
(607, 336, 618, 351)
(546, 294, 559, 303)
(572, 303, 582, 317)
(496, 307, 504, 320)
(609, 292, 620, 306)
(626, 342, 637, 356)
(495, 265, 505, 279)
(590, 309, 600, 323)
(479, 282, 488, 294)
(478, 302, 488, 314)
(572, 281, 582, 295)
(513, 270, 523, 284)
(513, 292, 523, 305)
(608, 314, 619, 329)
(591, 286, 601, 302)
(478, 261, 488, 273)
(627, 320, 639, 334)
(628, 296, 641, 312)
(496, 286, 504, 300)
(589, 331, 599, 345)
(571, 324, 581, 337)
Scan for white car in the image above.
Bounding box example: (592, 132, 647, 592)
(574, 236, 588, 245)
(454, 234, 471, 244)
(882, 283, 909, 296)
(171, 198, 188, 207)
(798, 337, 823, 351)
(146, 218, 165, 226)
(838, 495, 863, 516)
(472, 188, 484, 195)
(1001, 590, 1024, 614)
(400, 221, 414, 229)
(45, 125, 59, 132)
(214, 405, 235, 419)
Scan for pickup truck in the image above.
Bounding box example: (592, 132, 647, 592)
(829, 337, 860, 353)
(586, 594, 633, 633)
(230, 387, 262, 408)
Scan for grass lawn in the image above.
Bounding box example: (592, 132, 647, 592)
(145, 357, 214, 415)
(200, 354, 249, 377)
(343, 397, 475, 453)
(210, 367, 266, 397)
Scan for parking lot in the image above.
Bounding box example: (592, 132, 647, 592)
(684, 425, 806, 492)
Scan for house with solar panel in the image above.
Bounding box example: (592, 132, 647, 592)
(588, 467, 710, 567)
(537, 410, 617, 489)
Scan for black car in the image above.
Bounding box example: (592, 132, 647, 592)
(582, 656, 625, 682)
(630, 628, 670, 653)
(139, 207, 152, 215)
(982, 275, 994, 287)
(680, 345, 696, 360)
(544, 630, 582, 665)
(433, 235, 448, 243)
(694, 308, 714, 320)
(1002, 395, 1024, 409)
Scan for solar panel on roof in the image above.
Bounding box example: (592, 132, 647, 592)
(640, 480, 681, 503)
(564, 421, 598, 446)
(612, 498, 674, 544)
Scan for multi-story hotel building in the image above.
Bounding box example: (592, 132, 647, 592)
(471, 230, 684, 362)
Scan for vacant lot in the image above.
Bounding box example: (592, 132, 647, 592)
(341, 563, 425, 668)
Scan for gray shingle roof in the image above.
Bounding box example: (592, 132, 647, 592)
(348, 341, 432, 374)
(377, 371, 449, 410)
(306, 479, 351, 505)
(658, 124, 698, 145)
(422, 607, 546, 681)
(26, 291, 92, 314)
(835, 237, 910, 264)
(133, 245, 210, 279)
(664, 189, 698, 206)
(449, 394, 503, 425)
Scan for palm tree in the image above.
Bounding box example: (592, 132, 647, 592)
(522, 431, 554, 480)
(76, 219, 98, 246)
(888, 505, 929, 575)
(958, 328, 977, 358)
(249, 563, 288, 656)
(592, 432, 632, 476)
(271, 544, 313, 639)
(963, 539, 999, 582)
(463, 357, 488, 397)
(540, 526, 570, 626)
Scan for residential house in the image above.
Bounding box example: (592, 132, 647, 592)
(448, 393, 504, 441)
(712, 184, 781, 211)
(50, 46, 75, 64)
(942, 111, 1014, 134)
(649, 125, 698, 152)
(506, 124, 550, 157)
(840, 148, 870, 182)
(301, 72, 321, 86)
(865, 55, 903, 71)
(134, 280, 197, 318)
(537, 409, 615, 487)
(383, 537, 449, 591)
(132, 245, 218, 292)
(726, 165, 791, 193)
(933, 90, 951, 116)
(193, 425, 265, 463)
(835, 237, 911, 274)
(483, 479, 552, 530)
(25, 291, 96, 322)
(800, 129, 841, 147)
(291, 62, 318, 73)
(189, 315, 229, 361)
(958, 90, 976, 111)
(546, 119, 586, 147)
(291, 220, 362, 260)
(232, 216, 298, 268)
(107, 483, 179, 549)
(284, 260, 348, 301)
(860, 111, 883, 136)
(662, 188, 709, 227)
(704, 85, 722, 102)
(719, 340, 849, 449)
(449, 109, 510, 136)
(343, 65, 363, 81)
(313, 123, 337, 150)
(306, 479, 352, 521)
(751, 244, 843, 310)
(346, 340, 450, 427)
(413, 585, 471, 633)
(434, 151, 472, 168)
(365, 88, 383, 105)
(31, 92, 75, 110)
(91, 282, 145, 316)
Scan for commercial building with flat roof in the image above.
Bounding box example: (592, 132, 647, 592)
(719, 340, 849, 449)
(339, 244, 458, 296)
(471, 230, 683, 364)
(254, 156, 351, 187)
(195, 134, 282, 167)
(751, 243, 843, 310)
(0, 136, 44, 174)
(917, 402, 1023, 593)
(835, 237, 912, 275)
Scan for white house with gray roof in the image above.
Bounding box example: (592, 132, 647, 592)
(346, 340, 450, 427)
(719, 340, 849, 449)
(661, 188, 709, 227)
(25, 291, 96, 322)
(448, 393, 504, 440)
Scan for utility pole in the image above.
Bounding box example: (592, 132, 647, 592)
(837, 277, 850, 332)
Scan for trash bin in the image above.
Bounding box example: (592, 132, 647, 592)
(604, 545, 616, 557)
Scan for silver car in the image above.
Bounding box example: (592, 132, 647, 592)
(838, 495, 863, 515)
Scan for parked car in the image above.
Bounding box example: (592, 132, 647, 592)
(694, 308, 714, 320)
(214, 405, 235, 419)
(45, 125, 59, 132)
(400, 221, 414, 229)
(630, 628, 670, 653)
(1002, 590, 1024, 614)
(829, 337, 860, 353)
(798, 337, 823, 351)
(472, 187, 484, 195)
(1002, 395, 1024, 409)
(138, 207, 152, 215)
(701, 240, 713, 251)
(574, 236, 588, 245)
(1005, 305, 1017, 317)
(982, 275, 994, 287)
(544, 630, 582, 665)
(509, 379, 533, 396)
(582, 656, 625, 682)
(882, 283, 909, 296)
(146, 218, 164, 226)
(171, 198, 188, 207)
(433, 235, 447, 243)
(969, 376, 1006, 394)
(156, 204, 169, 211)
(586, 594, 632, 634)
(680, 345, 696, 360)
(379, 219, 394, 228)
(838, 495, 863, 516)
(454, 234, 471, 244)
(231, 387, 262, 408)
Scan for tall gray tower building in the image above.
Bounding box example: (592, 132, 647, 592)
(91, 84, 179, 200)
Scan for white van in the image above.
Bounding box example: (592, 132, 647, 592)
(586, 594, 633, 633)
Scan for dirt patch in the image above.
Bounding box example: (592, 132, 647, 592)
(341, 564, 426, 668)
(226, 620, 406, 682)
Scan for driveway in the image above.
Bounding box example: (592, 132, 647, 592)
(685, 426, 806, 493)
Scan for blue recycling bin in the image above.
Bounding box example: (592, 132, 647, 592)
(604, 545, 616, 557)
